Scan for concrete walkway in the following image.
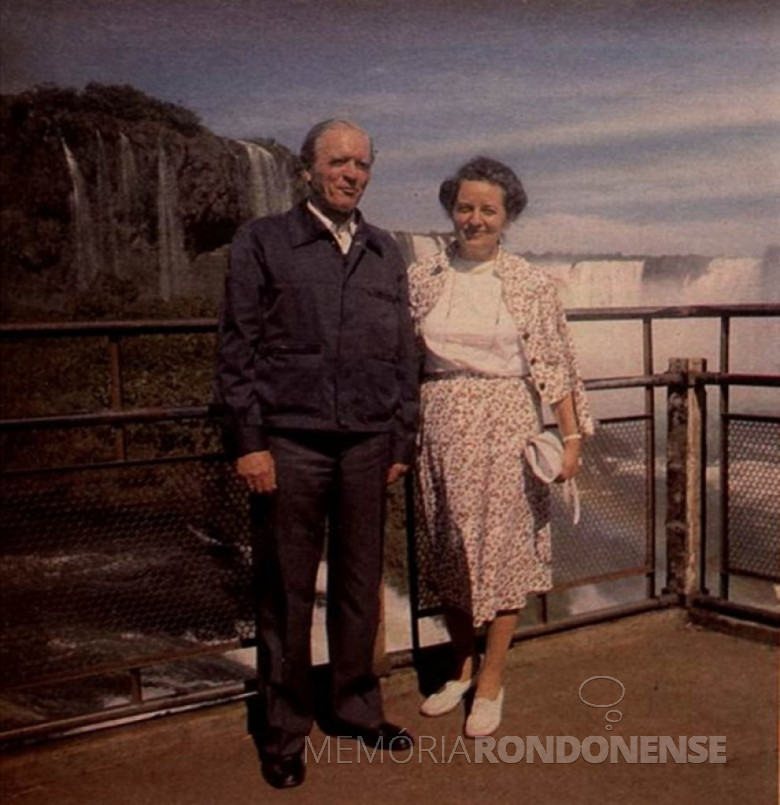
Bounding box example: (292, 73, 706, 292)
(1, 609, 777, 805)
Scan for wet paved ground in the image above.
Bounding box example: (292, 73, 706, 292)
(1, 609, 777, 805)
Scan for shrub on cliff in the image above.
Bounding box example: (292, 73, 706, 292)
(2, 83, 203, 137)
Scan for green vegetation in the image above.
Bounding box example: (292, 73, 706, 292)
(3, 83, 204, 137)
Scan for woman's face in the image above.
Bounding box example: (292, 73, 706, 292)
(452, 180, 509, 261)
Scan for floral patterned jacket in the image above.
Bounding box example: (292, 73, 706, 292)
(407, 244, 595, 436)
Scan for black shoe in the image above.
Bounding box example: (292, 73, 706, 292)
(335, 721, 414, 751)
(261, 752, 305, 789)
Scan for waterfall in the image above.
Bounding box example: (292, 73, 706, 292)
(118, 132, 140, 238)
(681, 257, 767, 303)
(556, 260, 646, 308)
(239, 141, 292, 218)
(156, 142, 189, 301)
(394, 232, 452, 263)
(62, 140, 100, 292)
(95, 131, 119, 277)
(118, 133, 135, 215)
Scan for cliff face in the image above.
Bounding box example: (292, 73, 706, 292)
(0, 84, 304, 320)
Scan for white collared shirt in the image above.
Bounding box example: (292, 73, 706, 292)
(307, 201, 358, 255)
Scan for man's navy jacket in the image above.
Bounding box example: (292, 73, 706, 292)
(214, 201, 419, 464)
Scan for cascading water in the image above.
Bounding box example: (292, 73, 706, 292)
(117, 131, 141, 277)
(556, 260, 646, 309)
(413, 232, 452, 260)
(54, 131, 298, 307)
(156, 141, 189, 301)
(95, 131, 119, 278)
(239, 140, 293, 218)
(62, 140, 100, 292)
(118, 132, 138, 221)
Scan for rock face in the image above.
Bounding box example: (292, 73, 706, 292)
(0, 84, 304, 320)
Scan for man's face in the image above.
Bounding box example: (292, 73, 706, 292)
(305, 125, 372, 221)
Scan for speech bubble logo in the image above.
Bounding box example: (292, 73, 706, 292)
(578, 676, 625, 730)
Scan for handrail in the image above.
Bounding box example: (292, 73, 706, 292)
(698, 372, 780, 387)
(0, 303, 777, 338)
(566, 303, 779, 321)
(0, 319, 216, 338)
(1, 304, 776, 744)
(0, 406, 210, 431)
(2, 374, 775, 435)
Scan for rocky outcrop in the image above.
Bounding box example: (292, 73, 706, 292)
(0, 84, 305, 320)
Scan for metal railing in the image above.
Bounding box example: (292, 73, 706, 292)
(406, 304, 779, 657)
(569, 305, 779, 620)
(1, 304, 777, 742)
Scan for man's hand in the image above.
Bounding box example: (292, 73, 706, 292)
(386, 463, 409, 485)
(237, 450, 277, 494)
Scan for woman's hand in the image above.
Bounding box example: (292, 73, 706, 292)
(551, 392, 583, 482)
(556, 440, 582, 482)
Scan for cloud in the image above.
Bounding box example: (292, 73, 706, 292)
(533, 142, 779, 211)
(375, 84, 780, 167)
(505, 211, 773, 257)
(519, 90, 779, 147)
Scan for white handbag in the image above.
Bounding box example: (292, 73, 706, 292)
(524, 431, 581, 525)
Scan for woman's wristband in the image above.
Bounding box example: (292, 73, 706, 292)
(562, 433, 582, 443)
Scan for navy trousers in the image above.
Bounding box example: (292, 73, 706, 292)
(251, 431, 389, 757)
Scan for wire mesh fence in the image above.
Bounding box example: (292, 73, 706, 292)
(551, 418, 650, 584)
(725, 417, 780, 582)
(1, 308, 777, 739)
(0, 418, 655, 732)
(0, 457, 254, 691)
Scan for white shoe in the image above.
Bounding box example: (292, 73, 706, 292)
(420, 677, 476, 717)
(464, 688, 505, 737)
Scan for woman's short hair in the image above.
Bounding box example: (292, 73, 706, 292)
(439, 157, 528, 221)
(299, 119, 374, 170)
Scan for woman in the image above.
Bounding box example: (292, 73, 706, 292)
(409, 157, 593, 738)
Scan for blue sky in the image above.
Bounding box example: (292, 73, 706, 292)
(2, 0, 778, 256)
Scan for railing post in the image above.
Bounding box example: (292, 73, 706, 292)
(108, 333, 127, 461)
(664, 358, 707, 604)
(719, 315, 731, 599)
(643, 316, 657, 598)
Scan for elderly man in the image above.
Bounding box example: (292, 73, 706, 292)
(215, 119, 418, 789)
